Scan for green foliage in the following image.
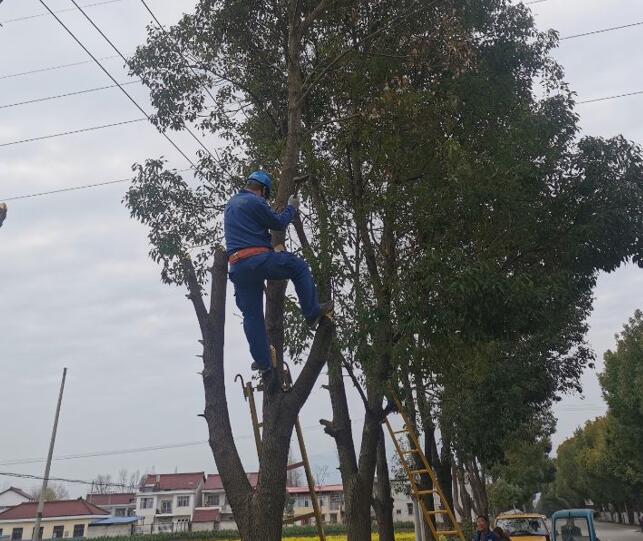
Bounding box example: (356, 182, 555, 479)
(490, 436, 556, 514)
(599, 309, 643, 491)
(546, 311, 643, 513)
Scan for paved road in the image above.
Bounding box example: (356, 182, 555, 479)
(595, 521, 643, 541)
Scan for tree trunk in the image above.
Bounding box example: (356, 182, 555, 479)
(324, 348, 383, 541)
(373, 427, 395, 541)
(456, 462, 472, 524)
(265, 0, 304, 366)
(465, 460, 488, 516)
(625, 502, 635, 525)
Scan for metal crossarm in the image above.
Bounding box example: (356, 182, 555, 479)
(384, 385, 466, 541)
(235, 348, 326, 541)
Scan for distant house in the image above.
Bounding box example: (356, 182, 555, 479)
(196, 473, 258, 531)
(0, 499, 109, 540)
(0, 489, 33, 513)
(85, 494, 136, 518)
(287, 484, 345, 525)
(135, 473, 204, 533)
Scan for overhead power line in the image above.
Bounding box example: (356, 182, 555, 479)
(0, 0, 126, 25)
(0, 470, 129, 489)
(560, 20, 643, 41)
(0, 118, 145, 148)
(577, 89, 643, 105)
(0, 417, 367, 468)
(37, 0, 196, 168)
(0, 81, 140, 110)
(0, 55, 120, 81)
(0, 168, 192, 202)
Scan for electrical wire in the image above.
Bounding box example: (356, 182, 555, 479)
(37, 0, 196, 167)
(0, 118, 145, 148)
(0, 168, 193, 202)
(577, 89, 643, 104)
(0, 471, 130, 489)
(0, 81, 140, 111)
(561, 20, 643, 41)
(0, 56, 120, 81)
(0, 417, 367, 468)
(0, 0, 126, 25)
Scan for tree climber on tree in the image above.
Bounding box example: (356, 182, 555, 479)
(224, 171, 333, 375)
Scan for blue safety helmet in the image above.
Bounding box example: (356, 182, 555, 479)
(247, 170, 273, 198)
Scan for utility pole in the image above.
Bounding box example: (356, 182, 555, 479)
(32, 368, 67, 541)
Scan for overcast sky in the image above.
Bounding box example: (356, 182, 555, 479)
(1, 0, 642, 497)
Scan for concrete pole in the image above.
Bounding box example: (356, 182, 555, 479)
(32, 368, 67, 541)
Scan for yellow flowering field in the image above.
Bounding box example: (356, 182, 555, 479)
(228, 534, 416, 541)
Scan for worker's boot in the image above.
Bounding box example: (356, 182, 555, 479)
(306, 300, 334, 330)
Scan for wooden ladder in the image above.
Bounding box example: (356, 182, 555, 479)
(235, 348, 326, 541)
(384, 385, 465, 541)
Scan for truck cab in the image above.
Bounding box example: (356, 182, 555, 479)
(550, 509, 599, 541)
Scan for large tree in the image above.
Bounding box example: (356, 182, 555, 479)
(125, 1, 643, 539)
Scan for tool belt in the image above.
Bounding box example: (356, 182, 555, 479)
(229, 246, 271, 265)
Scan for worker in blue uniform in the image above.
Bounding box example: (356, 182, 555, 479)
(224, 171, 333, 374)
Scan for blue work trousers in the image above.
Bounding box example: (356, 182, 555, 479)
(229, 251, 320, 369)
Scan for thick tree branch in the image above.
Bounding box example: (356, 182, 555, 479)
(201, 249, 253, 531)
(181, 256, 209, 334)
(286, 318, 334, 411)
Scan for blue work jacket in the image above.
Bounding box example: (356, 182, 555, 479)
(224, 190, 296, 256)
(473, 531, 500, 541)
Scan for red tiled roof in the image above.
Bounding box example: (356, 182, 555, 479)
(0, 487, 33, 501)
(204, 473, 258, 490)
(142, 473, 204, 491)
(86, 493, 135, 506)
(287, 484, 343, 494)
(0, 500, 110, 520)
(192, 509, 221, 523)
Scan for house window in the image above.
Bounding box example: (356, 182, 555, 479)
(177, 495, 190, 507)
(52, 526, 64, 538)
(11, 528, 23, 540)
(318, 497, 324, 507)
(115, 508, 126, 517)
(73, 525, 85, 538)
(160, 499, 173, 514)
(396, 509, 402, 515)
(330, 493, 342, 511)
(140, 497, 154, 509)
(304, 499, 309, 508)
(205, 493, 220, 507)
(330, 513, 338, 524)
(407, 503, 413, 516)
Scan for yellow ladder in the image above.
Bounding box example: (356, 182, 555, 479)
(384, 386, 465, 541)
(235, 349, 325, 541)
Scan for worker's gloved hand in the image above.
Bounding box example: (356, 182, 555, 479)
(288, 195, 300, 209)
